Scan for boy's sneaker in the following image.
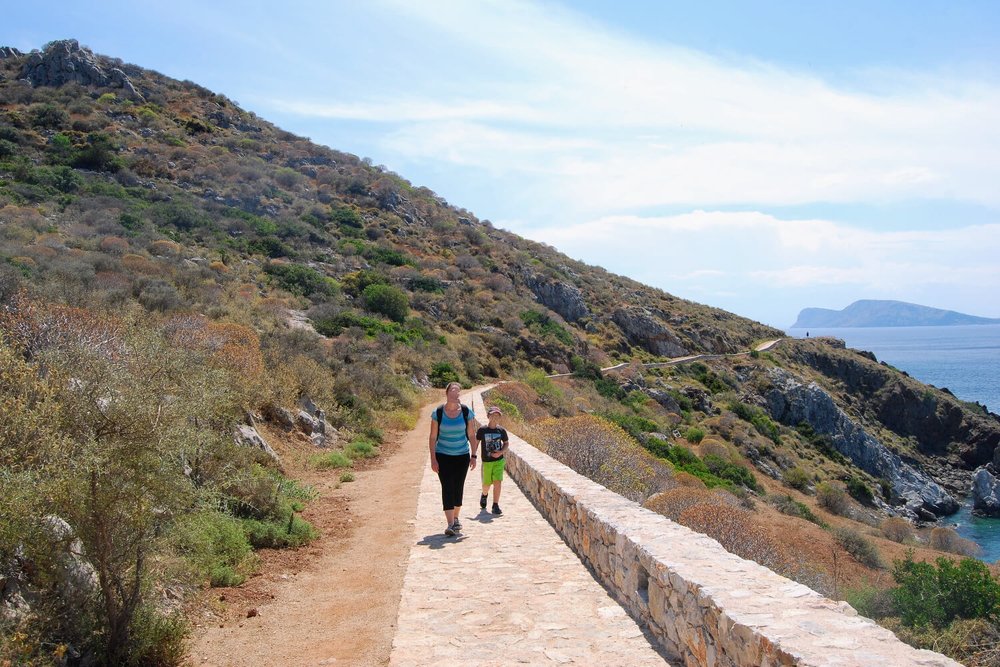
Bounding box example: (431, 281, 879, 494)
(492, 504, 503, 515)
(479, 494, 488, 509)
(444, 525, 456, 537)
(452, 519, 462, 532)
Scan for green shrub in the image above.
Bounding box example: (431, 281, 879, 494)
(684, 427, 705, 444)
(429, 362, 460, 388)
(593, 376, 624, 400)
(248, 236, 293, 258)
(241, 514, 318, 549)
(490, 397, 521, 420)
(72, 132, 123, 172)
(361, 243, 412, 266)
(345, 439, 379, 459)
(313, 310, 429, 344)
(688, 363, 731, 394)
(264, 262, 337, 297)
(342, 269, 389, 297)
(816, 481, 851, 516)
(845, 584, 896, 620)
(408, 275, 444, 292)
(330, 204, 363, 229)
(126, 607, 188, 667)
(796, 422, 845, 463)
(768, 494, 825, 526)
(313, 451, 353, 469)
(30, 102, 69, 129)
(170, 510, 254, 587)
(835, 526, 884, 569)
(520, 310, 574, 346)
(361, 283, 409, 323)
(703, 454, 762, 492)
(339, 472, 355, 483)
(783, 466, 811, 491)
(150, 199, 211, 231)
(728, 401, 781, 443)
(847, 475, 875, 505)
(891, 552, 1000, 627)
(600, 412, 659, 441)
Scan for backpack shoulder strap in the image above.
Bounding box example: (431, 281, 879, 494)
(461, 404, 470, 425)
(435, 405, 444, 423)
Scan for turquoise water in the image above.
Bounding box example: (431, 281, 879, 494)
(950, 502, 1000, 563)
(787, 324, 1000, 561)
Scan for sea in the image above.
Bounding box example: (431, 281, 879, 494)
(786, 324, 1000, 562)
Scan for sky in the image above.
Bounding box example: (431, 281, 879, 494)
(6, 1, 1000, 328)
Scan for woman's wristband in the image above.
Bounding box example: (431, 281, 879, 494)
(470, 455, 477, 459)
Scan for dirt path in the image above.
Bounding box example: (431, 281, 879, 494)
(185, 400, 436, 666)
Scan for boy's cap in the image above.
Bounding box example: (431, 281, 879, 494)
(487, 406, 502, 415)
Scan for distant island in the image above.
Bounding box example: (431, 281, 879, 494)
(791, 300, 1000, 328)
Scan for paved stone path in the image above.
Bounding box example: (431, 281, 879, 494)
(389, 390, 671, 666)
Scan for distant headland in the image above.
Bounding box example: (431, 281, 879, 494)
(791, 300, 1000, 328)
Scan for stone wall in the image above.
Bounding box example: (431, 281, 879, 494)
(504, 433, 960, 667)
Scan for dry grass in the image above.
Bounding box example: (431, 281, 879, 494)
(643, 486, 738, 521)
(488, 382, 550, 422)
(677, 504, 792, 574)
(880, 517, 914, 544)
(526, 414, 673, 502)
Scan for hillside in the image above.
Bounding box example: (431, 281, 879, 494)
(3, 40, 1000, 666)
(792, 299, 1000, 328)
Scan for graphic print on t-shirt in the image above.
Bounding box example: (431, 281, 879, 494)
(483, 431, 504, 455)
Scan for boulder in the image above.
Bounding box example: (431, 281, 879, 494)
(262, 404, 296, 429)
(972, 467, 1000, 517)
(612, 308, 688, 358)
(41, 516, 98, 602)
(234, 424, 281, 465)
(765, 368, 959, 517)
(296, 410, 319, 435)
(646, 389, 682, 414)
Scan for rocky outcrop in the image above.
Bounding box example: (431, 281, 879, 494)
(234, 423, 281, 465)
(297, 396, 338, 447)
(19, 39, 143, 100)
(765, 368, 959, 517)
(612, 308, 688, 358)
(972, 466, 1000, 517)
(786, 339, 1000, 468)
(0, 46, 22, 59)
(525, 274, 589, 322)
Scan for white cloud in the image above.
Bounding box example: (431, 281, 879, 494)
(527, 211, 1000, 325)
(284, 0, 999, 210)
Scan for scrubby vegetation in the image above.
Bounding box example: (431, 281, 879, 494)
(3, 40, 999, 667)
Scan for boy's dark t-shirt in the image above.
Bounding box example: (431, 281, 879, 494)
(476, 426, 508, 461)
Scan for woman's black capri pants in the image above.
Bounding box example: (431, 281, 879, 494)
(436, 452, 470, 511)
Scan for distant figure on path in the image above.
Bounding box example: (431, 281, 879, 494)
(429, 382, 478, 536)
(477, 406, 510, 515)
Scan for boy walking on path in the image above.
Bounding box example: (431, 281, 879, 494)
(477, 406, 509, 515)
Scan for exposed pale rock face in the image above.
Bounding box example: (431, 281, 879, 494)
(234, 424, 281, 465)
(612, 308, 688, 357)
(0, 46, 22, 59)
(972, 466, 1000, 517)
(19, 39, 143, 100)
(765, 368, 959, 517)
(525, 274, 589, 323)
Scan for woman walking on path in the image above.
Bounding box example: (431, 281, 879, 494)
(428, 382, 478, 536)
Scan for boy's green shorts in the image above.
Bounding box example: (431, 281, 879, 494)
(482, 458, 505, 484)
